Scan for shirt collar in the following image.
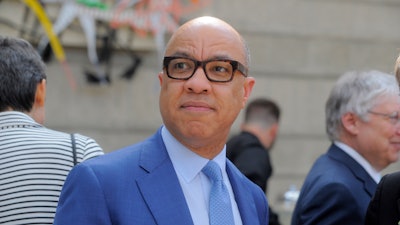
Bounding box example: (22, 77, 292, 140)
(334, 141, 381, 183)
(0, 111, 40, 128)
(161, 126, 227, 183)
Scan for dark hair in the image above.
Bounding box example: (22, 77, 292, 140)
(244, 98, 280, 126)
(0, 36, 47, 112)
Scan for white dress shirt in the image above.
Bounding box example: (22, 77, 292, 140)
(334, 141, 381, 183)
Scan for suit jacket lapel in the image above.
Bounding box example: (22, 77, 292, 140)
(328, 144, 377, 197)
(226, 161, 260, 225)
(136, 129, 194, 225)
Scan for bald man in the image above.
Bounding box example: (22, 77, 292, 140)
(53, 16, 269, 225)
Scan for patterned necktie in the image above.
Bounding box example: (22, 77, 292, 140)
(202, 160, 235, 225)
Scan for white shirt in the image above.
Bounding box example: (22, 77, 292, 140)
(334, 141, 381, 183)
(161, 126, 243, 225)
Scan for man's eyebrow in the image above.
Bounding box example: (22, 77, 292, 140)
(166, 52, 236, 62)
(166, 52, 191, 58)
(211, 55, 235, 61)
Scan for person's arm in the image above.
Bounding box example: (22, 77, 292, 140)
(74, 134, 104, 161)
(298, 183, 362, 225)
(54, 163, 111, 225)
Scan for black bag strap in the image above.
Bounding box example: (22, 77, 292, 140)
(70, 133, 77, 166)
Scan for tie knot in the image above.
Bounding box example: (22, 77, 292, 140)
(202, 160, 223, 182)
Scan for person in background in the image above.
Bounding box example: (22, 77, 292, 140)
(364, 56, 400, 225)
(227, 97, 281, 225)
(0, 36, 104, 225)
(53, 16, 269, 225)
(291, 70, 400, 225)
(364, 171, 400, 225)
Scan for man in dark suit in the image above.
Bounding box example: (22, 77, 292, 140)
(291, 70, 400, 225)
(365, 171, 400, 225)
(227, 98, 281, 225)
(53, 16, 269, 225)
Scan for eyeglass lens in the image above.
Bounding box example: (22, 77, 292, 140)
(166, 57, 236, 82)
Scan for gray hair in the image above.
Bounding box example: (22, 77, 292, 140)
(326, 70, 399, 141)
(240, 35, 251, 70)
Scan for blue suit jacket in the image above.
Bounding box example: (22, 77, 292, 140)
(291, 144, 377, 225)
(53, 128, 269, 225)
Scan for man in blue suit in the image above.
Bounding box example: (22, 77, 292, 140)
(291, 70, 400, 225)
(53, 16, 269, 225)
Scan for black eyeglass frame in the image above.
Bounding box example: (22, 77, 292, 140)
(163, 56, 248, 83)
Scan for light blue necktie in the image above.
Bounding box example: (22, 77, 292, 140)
(202, 160, 235, 225)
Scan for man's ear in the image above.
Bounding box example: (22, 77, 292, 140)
(341, 112, 359, 135)
(241, 77, 255, 108)
(269, 123, 279, 139)
(35, 79, 46, 107)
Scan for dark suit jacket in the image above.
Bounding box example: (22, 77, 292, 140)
(227, 131, 272, 192)
(227, 131, 281, 225)
(53, 127, 269, 225)
(365, 171, 400, 225)
(291, 144, 377, 225)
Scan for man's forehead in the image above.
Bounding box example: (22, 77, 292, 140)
(166, 29, 243, 59)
